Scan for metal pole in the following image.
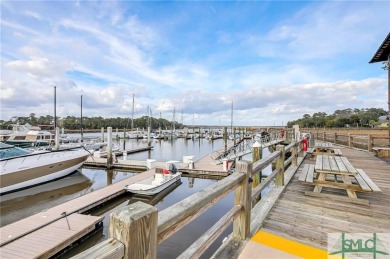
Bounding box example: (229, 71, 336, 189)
(131, 93, 135, 130)
(231, 100, 233, 137)
(54, 86, 57, 131)
(81, 95, 84, 143)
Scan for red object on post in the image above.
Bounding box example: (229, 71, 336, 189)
(163, 169, 169, 174)
(302, 138, 308, 151)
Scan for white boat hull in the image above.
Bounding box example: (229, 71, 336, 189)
(0, 149, 90, 194)
(125, 172, 181, 196)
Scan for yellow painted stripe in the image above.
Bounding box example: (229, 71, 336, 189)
(252, 230, 339, 259)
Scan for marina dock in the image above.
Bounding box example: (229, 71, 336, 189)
(0, 168, 157, 257)
(1, 134, 389, 258)
(97, 146, 153, 158)
(0, 214, 103, 258)
(238, 145, 390, 258)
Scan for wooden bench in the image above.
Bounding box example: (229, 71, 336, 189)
(307, 148, 315, 154)
(354, 168, 382, 192)
(372, 147, 390, 158)
(333, 149, 342, 156)
(298, 164, 315, 183)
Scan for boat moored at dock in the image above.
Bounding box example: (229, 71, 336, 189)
(125, 169, 181, 195)
(0, 143, 90, 195)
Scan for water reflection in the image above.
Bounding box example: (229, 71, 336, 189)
(0, 172, 92, 227)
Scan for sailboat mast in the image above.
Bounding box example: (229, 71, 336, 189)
(173, 107, 176, 131)
(231, 100, 233, 135)
(81, 95, 83, 142)
(131, 93, 135, 130)
(54, 86, 57, 130)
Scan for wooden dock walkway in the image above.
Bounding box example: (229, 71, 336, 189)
(239, 145, 390, 258)
(0, 214, 103, 258)
(0, 168, 159, 257)
(98, 146, 153, 158)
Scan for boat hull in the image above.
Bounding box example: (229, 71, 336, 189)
(0, 149, 90, 195)
(125, 173, 181, 196)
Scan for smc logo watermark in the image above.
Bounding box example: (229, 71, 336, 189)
(328, 233, 390, 259)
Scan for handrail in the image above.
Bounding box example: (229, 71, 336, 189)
(310, 131, 390, 151)
(252, 168, 281, 201)
(177, 205, 242, 259)
(157, 172, 245, 243)
(252, 151, 281, 173)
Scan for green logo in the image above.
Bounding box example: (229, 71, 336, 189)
(329, 233, 389, 259)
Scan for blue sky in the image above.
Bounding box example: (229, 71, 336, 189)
(1, 1, 389, 126)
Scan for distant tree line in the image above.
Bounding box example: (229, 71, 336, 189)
(0, 113, 184, 130)
(287, 108, 387, 128)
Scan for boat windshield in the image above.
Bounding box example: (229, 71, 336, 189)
(0, 143, 31, 159)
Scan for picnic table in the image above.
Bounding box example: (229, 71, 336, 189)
(307, 142, 342, 156)
(298, 155, 381, 205)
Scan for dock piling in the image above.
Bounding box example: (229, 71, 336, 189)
(252, 141, 262, 200)
(107, 127, 112, 167)
(55, 127, 60, 150)
(275, 145, 285, 186)
(147, 126, 151, 146)
(233, 160, 252, 240)
(109, 202, 158, 259)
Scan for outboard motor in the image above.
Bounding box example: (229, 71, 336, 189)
(169, 163, 178, 174)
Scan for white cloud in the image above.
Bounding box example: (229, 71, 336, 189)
(0, 1, 388, 125)
(5, 58, 71, 80)
(253, 1, 389, 60)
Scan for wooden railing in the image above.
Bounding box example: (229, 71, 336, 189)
(73, 139, 305, 259)
(310, 132, 390, 151)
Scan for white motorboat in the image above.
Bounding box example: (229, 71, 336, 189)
(0, 143, 90, 195)
(125, 169, 181, 196)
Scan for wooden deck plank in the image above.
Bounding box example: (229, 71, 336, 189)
(356, 169, 382, 192)
(0, 249, 34, 259)
(354, 173, 372, 192)
(0, 214, 103, 258)
(258, 145, 390, 251)
(334, 156, 348, 173)
(340, 156, 358, 174)
(298, 164, 310, 182)
(328, 156, 339, 172)
(306, 165, 314, 183)
(315, 155, 323, 171)
(322, 155, 331, 171)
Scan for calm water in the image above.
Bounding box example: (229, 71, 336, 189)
(0, 136, 272, 258)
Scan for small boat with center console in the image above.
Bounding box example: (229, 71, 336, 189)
(125, 165, 181, 196)
(0, 143, 90, 195)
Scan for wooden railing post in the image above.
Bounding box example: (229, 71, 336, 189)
(309, 133, 315, 148)
(107, 127, 113, 168)
(291, 142, 297, 167)
(334, 133, 337, 144)
(275, 145, 285, 186)
(233, 160, 252, 240)
(368, 135, 372, 152)
(348, 134, 352, 147)
(109, 202, 158, 259)
(252, 142, 262, 199)
(323, 132, 326, 142)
